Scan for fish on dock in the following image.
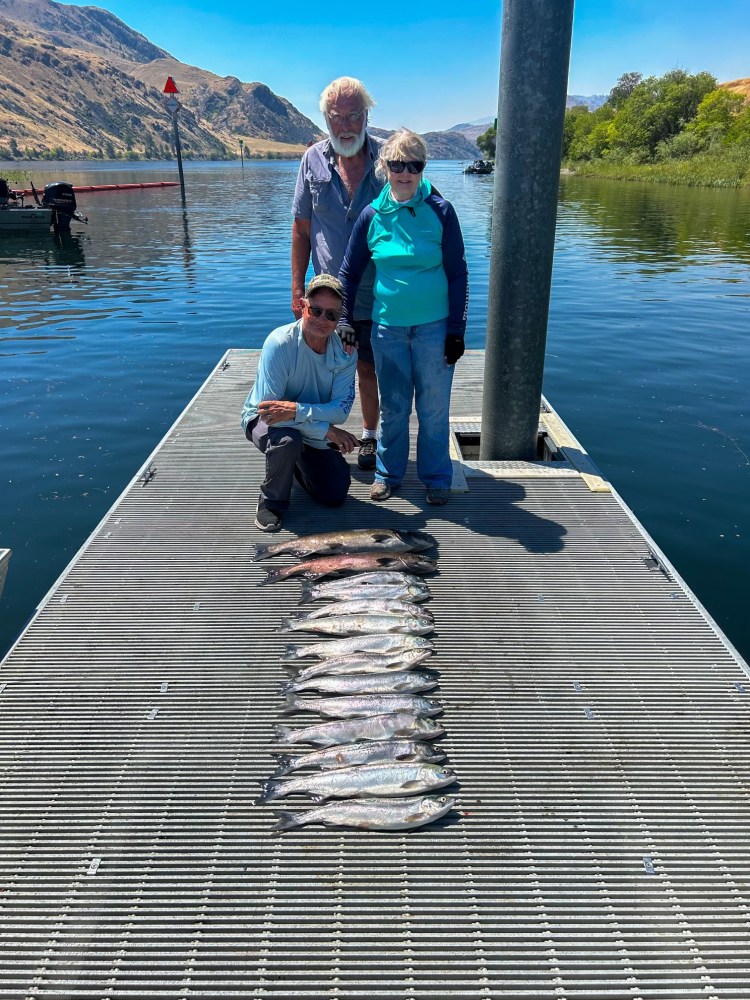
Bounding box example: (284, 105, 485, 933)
(274, 712, 445, 748)
(261, 552, 438, 585)
(257, 762, 456, 804)
(254, 528, 435, 561)
(286, 649, 434, 682)
(282, 633, 434, 662)
(281, 670, 438, 697)
(271, 739, 447, 777)
(280, 613, 434, 637)
(297, 599, 434, 621)
(300, 580, 431, 604)
(282, 692, 443, 719)
(273, 794, 456, 832)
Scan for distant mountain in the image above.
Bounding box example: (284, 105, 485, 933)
(448, 95, 608, 143)
(0, 0, 324, 158)
(368, 127, 480, 161)
(566, 94, 607, 110)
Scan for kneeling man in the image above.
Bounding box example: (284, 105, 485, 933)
(241, 274, 359, 532)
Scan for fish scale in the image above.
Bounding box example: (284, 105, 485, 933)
(257, 762, 456, 804)
(280, 613, 434, 637)
(254, 528, 435, 561)
(270, 739, 447, 777)
(273, 794, 456, 831)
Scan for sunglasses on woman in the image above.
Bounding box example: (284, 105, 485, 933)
(305, 300, 342, 322)
(386, 160, 425, 174)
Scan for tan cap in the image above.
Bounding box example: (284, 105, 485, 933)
(305, 273, 344, 300)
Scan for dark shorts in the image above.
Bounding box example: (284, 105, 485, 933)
(353, 319, 374, 365)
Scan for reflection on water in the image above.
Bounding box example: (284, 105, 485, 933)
(558, 174, 750, 269)
(0, 161, 749, 666)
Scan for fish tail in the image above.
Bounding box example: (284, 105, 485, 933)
(280, 694, 303, 715)
(281, 644, 303, 662)
(260, 565, 293, 586)
(273, 724, 295, 742)
(298, 583, 315, 604)
(279, 615, 302, 633)
(255, 779, 283, 805)
(278, 680, 293, 696)
(273, 809, 307, 832)
(270, 755, 294, 777)
(253, 542, 272, 561)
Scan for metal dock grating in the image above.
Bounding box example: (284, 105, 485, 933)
(1, 350, 749, 998)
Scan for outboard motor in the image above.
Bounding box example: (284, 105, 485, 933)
(42, 181, 79, 230)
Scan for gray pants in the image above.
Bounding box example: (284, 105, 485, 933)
(247, 418, 351, 512)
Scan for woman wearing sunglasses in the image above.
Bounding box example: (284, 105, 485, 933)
(339, 129, 468, 505)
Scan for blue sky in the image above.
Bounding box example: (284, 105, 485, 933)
(93, 0, 749, 132)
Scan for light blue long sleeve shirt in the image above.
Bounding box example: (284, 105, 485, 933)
(240, 321, 357, 448)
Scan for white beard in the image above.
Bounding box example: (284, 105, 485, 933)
(328, 120, 367, 158)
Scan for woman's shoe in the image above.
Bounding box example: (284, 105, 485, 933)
(426, 488, 449, 506)
(370, 481, 393, 502)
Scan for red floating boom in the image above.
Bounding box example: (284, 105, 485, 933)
(15, 181, 180, 196)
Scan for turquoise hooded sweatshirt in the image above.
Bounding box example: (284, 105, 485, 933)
(339, 178, 468, 335)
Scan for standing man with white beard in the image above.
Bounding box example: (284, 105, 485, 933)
(291, 76, 384, 471)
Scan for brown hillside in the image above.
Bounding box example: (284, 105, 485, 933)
(722, 78, 750, 99)
(0, 0, 323, 158)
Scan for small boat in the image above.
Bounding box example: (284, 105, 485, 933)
(0, 178, 87, 233)
(464, 159, 494, 175)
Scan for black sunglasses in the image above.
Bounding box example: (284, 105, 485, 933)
(386, 160, 425, 174)
(305, 300, 341, 322)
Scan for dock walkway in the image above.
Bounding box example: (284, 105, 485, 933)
(1, 350, 749, 998)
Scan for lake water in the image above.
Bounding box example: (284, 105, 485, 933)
(1, 160, 749, 663)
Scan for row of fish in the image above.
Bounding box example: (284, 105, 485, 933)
(255, 528, 458, 832)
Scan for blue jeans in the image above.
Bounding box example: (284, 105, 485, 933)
(371, 318, 454, 489)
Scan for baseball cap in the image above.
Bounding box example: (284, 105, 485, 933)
(305, 273, 344, 300)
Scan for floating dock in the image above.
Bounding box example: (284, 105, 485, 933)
(1, 349, 749, 998)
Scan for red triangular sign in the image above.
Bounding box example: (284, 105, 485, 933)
(163, 77, 179, 94)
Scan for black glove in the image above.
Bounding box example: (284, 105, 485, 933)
(445, 335, 465, 366)
(336, 322, 358, 349)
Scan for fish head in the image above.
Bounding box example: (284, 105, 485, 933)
(417, 717, 446, 738)
(423, 795, 457, 817)
(402, 531, 437, 552)
(402, 554, 438, 573)
(401, 648, 433, 666)
(422, 764, 456, 779)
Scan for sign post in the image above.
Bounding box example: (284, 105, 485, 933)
(163, 77, 186, 205)
(239, 138, 245, 169)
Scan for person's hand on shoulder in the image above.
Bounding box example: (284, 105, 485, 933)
(336, 322, 358, 356)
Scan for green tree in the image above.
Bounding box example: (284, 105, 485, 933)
(608, 72, 643, 109)
(687, 88, 746, 145)
(607, 70, 717, 158)
(476, 125, 496, 160)
(565, 104, 614, 160)
(727, 104, 750, 146)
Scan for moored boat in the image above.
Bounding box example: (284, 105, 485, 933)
(0, 178, 87, 233)
(463, 159, 494, 174)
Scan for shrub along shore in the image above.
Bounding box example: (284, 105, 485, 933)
(562, 70, 750, 189)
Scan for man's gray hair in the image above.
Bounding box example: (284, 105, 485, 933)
(376, 129, 428, 181)
(319, 77, 376, 115)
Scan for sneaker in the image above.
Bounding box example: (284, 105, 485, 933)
(358, 437, 377, 471)
(255, 503, 281, 532)
(370, 480, 393, 502)
(426, 488, 449, 506)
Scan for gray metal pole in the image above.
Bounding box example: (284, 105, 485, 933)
(172, 113, 186, 205)
(480, 0, 575, 460)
